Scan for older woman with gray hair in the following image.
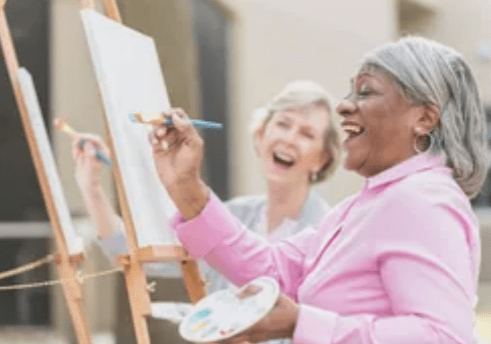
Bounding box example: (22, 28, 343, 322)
(150, 36, 487, 344)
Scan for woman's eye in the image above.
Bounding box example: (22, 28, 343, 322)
(276, 121, 289, 128)
(302, 131, 315, 139)
(357, 87, 373, 97)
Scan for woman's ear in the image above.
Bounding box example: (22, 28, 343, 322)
(253, 126, 265, 156)
(317, 149, 332, 174)
(417, 103, 440, 133)
(310, 145, 331, 178)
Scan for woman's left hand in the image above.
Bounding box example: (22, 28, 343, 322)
(220, 292, 300, 344)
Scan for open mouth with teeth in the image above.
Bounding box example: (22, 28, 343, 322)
(343, 124, 365, 140)
(273, 151, 295, 168)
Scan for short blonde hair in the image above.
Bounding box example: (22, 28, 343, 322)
(252, 80, 341, 183)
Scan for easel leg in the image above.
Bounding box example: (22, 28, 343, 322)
(180, 260, 207, 304)
(56, 260, 92, 344)
(123, 259, 152, 344)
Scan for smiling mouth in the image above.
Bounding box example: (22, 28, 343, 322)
(342, 124, 365, 140)
(273, 151, 295, 168)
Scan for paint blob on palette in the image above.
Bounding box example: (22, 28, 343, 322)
(179, 276, 280, 343)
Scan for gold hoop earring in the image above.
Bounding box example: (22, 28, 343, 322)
(413, 132, 434, 154)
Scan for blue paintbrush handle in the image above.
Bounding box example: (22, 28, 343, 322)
(94, 150, 113, 169)
(190, 119, 223, 130)
(164, 117, 223, 130)
(79, 139, 113, 169)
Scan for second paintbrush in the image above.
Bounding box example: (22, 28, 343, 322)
(129, 113, 223, 130)
(53, 117, 113, 169)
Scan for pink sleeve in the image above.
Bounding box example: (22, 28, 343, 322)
(293, 188, 476, 344)
(173, 192, 321, 298)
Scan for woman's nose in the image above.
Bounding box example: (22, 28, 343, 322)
(281, 127, 297, 144)
(336, 95, 357, 117)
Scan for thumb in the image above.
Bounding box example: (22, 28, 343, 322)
(170, 112, 194, 136)
(237, 284, 262, 300)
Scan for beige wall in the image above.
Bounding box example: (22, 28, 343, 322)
(431, 0, 491, 104)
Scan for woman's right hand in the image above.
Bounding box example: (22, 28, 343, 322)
(149, 108, 209, 220)
(149, 108, 204, 189)
(71, 133, 110, 195)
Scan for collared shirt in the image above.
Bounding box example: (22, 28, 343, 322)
(173, 152, 481, 344)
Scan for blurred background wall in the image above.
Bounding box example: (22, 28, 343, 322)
(0, 0, 488, 342)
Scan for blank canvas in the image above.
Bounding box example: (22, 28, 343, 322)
(80, 9, 177, 247)
(18, 67, 83, 255)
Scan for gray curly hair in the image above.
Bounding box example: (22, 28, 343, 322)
(358, 36, 488, 198)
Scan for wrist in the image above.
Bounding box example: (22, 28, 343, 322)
(286, 303, 300, 338)
(276, 298, 300, 339)
(163, 171, 201, 189)
(167, 178, 209, 221)
(167, 174, 203, 195)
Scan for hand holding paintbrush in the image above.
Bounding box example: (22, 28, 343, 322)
(54, 118, 113, 169)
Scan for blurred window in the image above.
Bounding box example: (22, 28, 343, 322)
(191, 0, 231, 200)
(0, 0, 51, 326)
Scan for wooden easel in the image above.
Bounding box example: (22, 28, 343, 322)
(0, 1, 92, 343)
(80, 1, 207, 343)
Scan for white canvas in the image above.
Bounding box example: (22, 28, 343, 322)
(80, 9, 177, 247)
(17, 68, 84, 255)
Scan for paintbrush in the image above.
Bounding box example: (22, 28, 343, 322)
(53, 117, 113, 169)
(129, 113, 223, 130)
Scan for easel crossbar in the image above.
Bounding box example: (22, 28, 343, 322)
(135, 245, 192, 263)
